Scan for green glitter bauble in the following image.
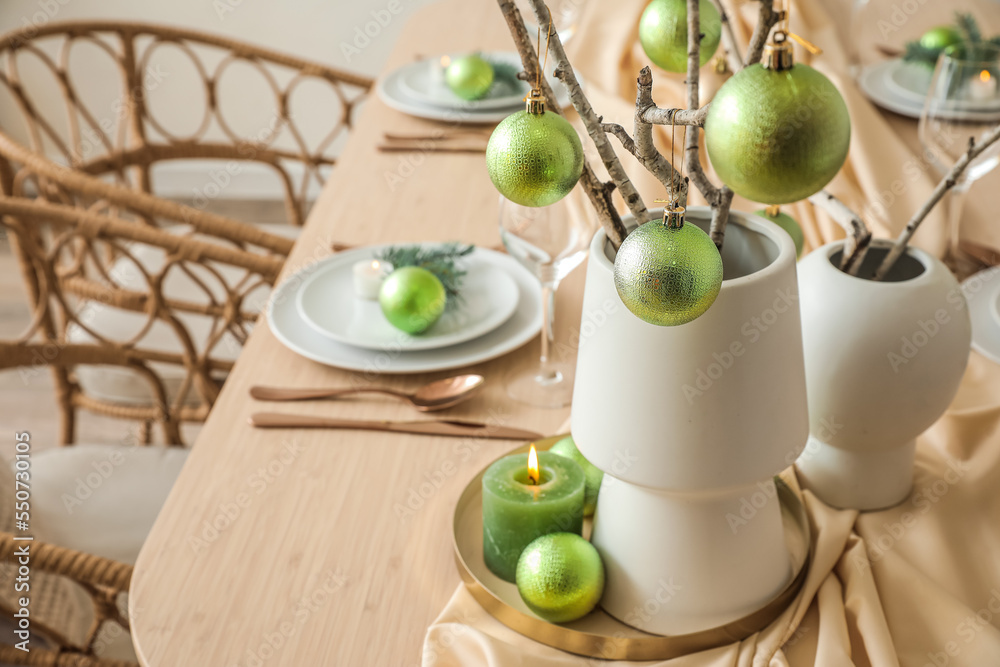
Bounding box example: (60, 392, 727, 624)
(549, 436, 603, 517)
(920, 26, 962, 52)
(516, 533, 605, 623)
(613, 220, 723, 326)
(445, 54, 494, 101)
(379, 267, 446, 335)
(639, 0, 721, 73)
(486, 109, 584, 208)
(755, 208, 804, 257)
(705, 63, 851, 205)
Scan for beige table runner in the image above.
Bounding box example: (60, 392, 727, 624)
(423, 0, 1000, 663)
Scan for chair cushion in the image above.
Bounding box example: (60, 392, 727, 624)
(68, 223, 300, 406)
(29, 444, 188, 564)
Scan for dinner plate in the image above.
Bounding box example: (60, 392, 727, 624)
(268, 247, 542, 374)
(377, 57, 580, 124)
(963, 266, 1000, 364)
(398, 52, 532, 111)
(296, 247, 520, 351)
(859, 60, 1000, 120)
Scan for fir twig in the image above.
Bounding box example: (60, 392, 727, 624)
(375, 243, 475, 308)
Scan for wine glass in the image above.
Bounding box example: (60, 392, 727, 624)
(515, 0, 591, 45)
(499, 192, 595, 408)
(918, 43, 1000, 274)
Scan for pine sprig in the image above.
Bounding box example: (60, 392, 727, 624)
(902, 12, 999, 67)
(375, 243, 475, 308)
(956, 12, 982, 45)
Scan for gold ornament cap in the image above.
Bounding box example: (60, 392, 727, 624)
(525, 88, 546, 115)
(763, 31, 794, 71)
(655, 199, 686, 230)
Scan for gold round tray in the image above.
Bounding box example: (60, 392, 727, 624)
(452, 436, 811, 661)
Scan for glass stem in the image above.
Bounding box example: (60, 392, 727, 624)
(538, 282, 557, 381)
(947, 184, 970, 262)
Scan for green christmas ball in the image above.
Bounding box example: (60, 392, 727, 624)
(613, 219, 723, 326)
(516, 533, 605, 623)
(704, 63, 851, 205)
(920, 26, 962, 52)
(379, 267, 446, 335)
(756, 208, 804, 257)
(639, 0, 721, 73)
(486, 109, 584, 208)
(445, 54, 494, 101)
(549, 436, 603, 517)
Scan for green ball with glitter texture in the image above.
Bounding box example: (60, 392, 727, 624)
(379, 267, 446, 334)
(549, 436, 603, 517)
(756, 208, 805, 257)
(516, 533, 605, 623)
(639, 0, 721, 73)
(445, 54, 495, 101)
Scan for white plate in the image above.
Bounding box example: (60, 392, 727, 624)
(884, 60, 932, 102)
(296, 247, 520, 351)
(859, 60, 1000, 120)
(399, 52, 531, 111)
(268, 247, 542, 374)
(377, 57, 580, 124)
(963, 266, 1000, 364)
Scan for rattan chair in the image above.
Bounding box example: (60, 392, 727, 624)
(0, 22, 373, 445)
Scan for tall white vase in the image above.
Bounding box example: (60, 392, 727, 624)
(571, 208, 808, 635)
(796, 240, 971, 511)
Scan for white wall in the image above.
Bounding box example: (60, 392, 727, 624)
(0, 0, 440, 198)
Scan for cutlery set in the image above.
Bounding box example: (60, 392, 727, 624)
(376, 130, 489, 154)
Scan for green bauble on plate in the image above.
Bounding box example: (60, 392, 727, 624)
(379, 266, 447, 335)
(639, 0, 721, 73)
(445, 54, 494, 101)
(549, 436, 603, 517)
(486, 93, 584, 208)
(756, 208, 804, 257)
(516, 533, 605, 623)
(613, 211, 723, 326)
(704, 55, 850, 205)
(919, 26, 962, 52)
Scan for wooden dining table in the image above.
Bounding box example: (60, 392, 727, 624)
(128, 1, 585, 664)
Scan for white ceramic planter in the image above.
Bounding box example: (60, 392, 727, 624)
(572, 208, 808, 635)
(796, 240, 971, 511)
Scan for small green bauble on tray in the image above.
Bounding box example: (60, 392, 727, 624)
(704, 33, 850, 205)
(639, 0, 721, 73)
(549, 435, 603, 517)
(379, 266, 447, 335)
(516, 532, 605, 623)
(486, 90, 584, 208)
(756, 207, 804, 257)
(613, 207, 723, 327)
(446, 53, 495, 101)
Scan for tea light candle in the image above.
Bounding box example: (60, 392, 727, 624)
(353, 259, 392, 300)
(429, 55, 451, 87)
(967, 69, 997, 102)
(482, 445, 585, 582)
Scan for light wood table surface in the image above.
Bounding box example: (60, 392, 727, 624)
(128, 1, 586, 664)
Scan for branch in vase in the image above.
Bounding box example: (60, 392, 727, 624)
(634, 67, 688, 198)
(520, 0, 653, 232)
(744, 1, 780, 67)
(706, 0, 745, 73)
(495, 0, 629, 247)
(807, 190, 872, 274)
(639, 104, 708, 127)
(874, 124, 1000, 280)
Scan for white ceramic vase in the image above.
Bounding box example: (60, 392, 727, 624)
(571, 208, 808, 635)
(796, 240, 971, 511)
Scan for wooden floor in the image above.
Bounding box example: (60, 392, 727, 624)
(0, 200, 292, 456)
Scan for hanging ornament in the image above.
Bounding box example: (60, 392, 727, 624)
(704, 31, 851, 205)
(379, 266, 447, 335)
(549, 435, 603, 517)
(614, 205, 724, 326)
(698, 54, 732, 103)
(756, 205, 804, 257)
(639, 0, 721, 73)
(486, 89, 583, 208)
(516, 533, 605, 623)
(445, 53, 495, 101)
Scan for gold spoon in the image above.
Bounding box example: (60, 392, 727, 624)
(249, 374, 485, 412)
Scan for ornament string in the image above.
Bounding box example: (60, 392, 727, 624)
(534, 7, 553, 92)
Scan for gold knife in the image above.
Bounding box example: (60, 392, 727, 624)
(248, 413, 543, 440)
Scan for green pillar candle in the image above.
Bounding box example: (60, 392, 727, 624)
(482, 450, 586, 582)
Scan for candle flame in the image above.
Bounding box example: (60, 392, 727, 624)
(441, 55, 451, 68)
(981, 69, 992, 83)
(371, 260, 381, 270)
(527, 444, 539, 485)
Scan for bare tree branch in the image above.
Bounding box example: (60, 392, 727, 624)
(706, 0, 744, 72)
(639, 104, 709, 126)
(634, 67, 688, 198)
(807, 190, 872, 274)
(875, 124, 1000, 280)
(745, 0, 780, 67)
